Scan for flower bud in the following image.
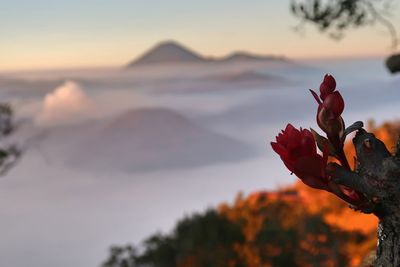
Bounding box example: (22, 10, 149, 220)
(322, 91, 344, 118)
(317, 106, 345, 137)
(320, 74, 336, 100)
(311, 75, 345, 138)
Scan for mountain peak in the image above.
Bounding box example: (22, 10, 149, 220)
(127, 41, 205, 67)
(155, 40, 187, 49)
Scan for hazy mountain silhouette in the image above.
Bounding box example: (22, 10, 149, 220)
(43, 108, 256, 172)
(126, 40, 285, 67)
(216, 71, 287, 84)
(221, 52, 284, 62)
(126, 41, 206, 67)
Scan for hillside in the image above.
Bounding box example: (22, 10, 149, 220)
(42, 108, 256, 172)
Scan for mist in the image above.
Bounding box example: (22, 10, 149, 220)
(0, 58, 398, 267)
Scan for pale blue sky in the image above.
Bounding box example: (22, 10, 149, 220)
(1, 0, 399, 70)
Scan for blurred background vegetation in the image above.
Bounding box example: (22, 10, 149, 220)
(101, 120, 400, 266)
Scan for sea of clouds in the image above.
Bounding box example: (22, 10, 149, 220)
(0, 58, 399, 267)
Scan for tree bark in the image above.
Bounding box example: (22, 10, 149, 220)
(327, 129, 400, 266)
(375, 217, 400, 266)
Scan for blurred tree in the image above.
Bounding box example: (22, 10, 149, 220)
(102, 210, 245, 267)
(101, 245, 137, 267)
(290, 0, 400, 73)
(0, 103, 20, 175)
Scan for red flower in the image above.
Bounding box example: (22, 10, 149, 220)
(310, 75, 345, 137)
(271, 124, 329, 190)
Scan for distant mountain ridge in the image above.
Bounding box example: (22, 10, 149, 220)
(221, 51, 283, 62)
(126, 40, 285, 67)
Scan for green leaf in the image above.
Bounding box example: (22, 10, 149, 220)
(310, 128, 337, 157)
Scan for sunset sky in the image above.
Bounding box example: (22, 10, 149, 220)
(2, 0, 400, 71)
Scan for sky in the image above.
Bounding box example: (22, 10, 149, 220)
(1, 0, 400, 71)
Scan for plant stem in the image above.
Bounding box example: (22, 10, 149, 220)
(336, 149, 350, 170)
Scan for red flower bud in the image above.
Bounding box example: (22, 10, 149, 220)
(311, 75, 345, 138)
(316, 105, 345, 137)
(315, 91, 345, 137)
(320, 74, 336, 100)
(323, 91, 344, 118)
(271, 124, 329, 190)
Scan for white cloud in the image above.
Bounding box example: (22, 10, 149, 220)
(36, 81, 96, 126)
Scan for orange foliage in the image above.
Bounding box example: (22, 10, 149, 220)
(219, 191, 308, 267)
(294, 182, 377, 266)
(219, 188, 373, 267)
(219, 120, 400, 267)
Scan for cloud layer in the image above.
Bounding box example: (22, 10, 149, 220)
(36, 81, 96, 126)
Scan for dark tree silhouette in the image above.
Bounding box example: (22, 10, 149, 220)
(0, 103, 20, 175)
(101, 245, 137, 267)
(101, 210, 245, 267)
(290, 0, 400, 73)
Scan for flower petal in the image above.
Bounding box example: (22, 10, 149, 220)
(287, 126, 302, 150)
(293, 156, 329, 190)
(300, 131, 316, 156)
(294, 155, 325, 178)
(324, 74, 336, 89)
(323, 91, 344, 117)
(282, 157, 295, 173)
(271, 142, 288, 158)
(276, 133, 288, 146)
(299, 175, 330, 190)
